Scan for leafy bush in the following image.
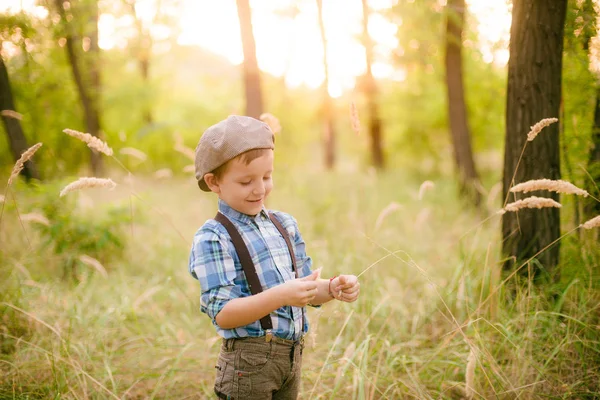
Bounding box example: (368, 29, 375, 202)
(27, 181, 133, 280)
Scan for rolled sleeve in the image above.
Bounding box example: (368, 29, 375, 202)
(189, 228, 242, 320)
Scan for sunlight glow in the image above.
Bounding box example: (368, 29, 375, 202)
(2, 0, 512, 95)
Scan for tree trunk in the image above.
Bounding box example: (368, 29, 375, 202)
(0, 56, 40, 182)
(236, 0, 263, 119)
(584, 86, 600, 219)
(361, 0, 384, 169)
(129, 0, 154, 125)
(444, 0, 481, 207)
(502, 0, 567, 278)
(55, 0, 103, 176)
(316, 0, 335, 169)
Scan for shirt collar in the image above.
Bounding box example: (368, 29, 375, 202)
(218, 198, 269, 224)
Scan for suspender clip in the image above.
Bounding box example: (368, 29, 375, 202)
(265, 330, 273, 342)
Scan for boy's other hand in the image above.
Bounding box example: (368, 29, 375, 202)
(331, 275, 360, 302)
(279, 270, 319, 307)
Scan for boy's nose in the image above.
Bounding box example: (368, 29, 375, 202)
(253, 182, 265, 196)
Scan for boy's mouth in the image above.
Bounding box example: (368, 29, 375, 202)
(247, 198, 263, 203)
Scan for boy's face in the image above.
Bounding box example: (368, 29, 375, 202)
(206, 150, 274, 216)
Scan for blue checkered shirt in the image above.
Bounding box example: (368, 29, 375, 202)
(188, 199, 315, 340)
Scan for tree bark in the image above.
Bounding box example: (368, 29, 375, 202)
(316, 0, 335, 169)
(0, 56, 40, 182)
(55, 0, 103, 176)
(361, 0, 384, 169)
(444, 0, 481, 207)
(502, 0, 567, 277)
(236, 0, 263, 119)
(128, 0, 154, 125)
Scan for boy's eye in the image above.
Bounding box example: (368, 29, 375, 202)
(240, 180, 252, 185)
(263, 176, 271, 181)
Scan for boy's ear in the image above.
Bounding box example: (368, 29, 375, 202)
(204, 173, 220, 193)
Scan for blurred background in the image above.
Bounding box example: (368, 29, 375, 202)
(1, 0, 599, 398)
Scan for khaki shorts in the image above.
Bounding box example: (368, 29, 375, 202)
(214, 336, 304, 400)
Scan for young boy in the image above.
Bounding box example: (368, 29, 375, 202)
(188, 115, 360, 399)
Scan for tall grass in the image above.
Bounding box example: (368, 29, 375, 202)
(1, 164, 598, 398)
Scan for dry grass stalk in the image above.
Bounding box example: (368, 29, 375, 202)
(78, 255, 108, 278)
(526, 118, 558, 141)
(465, 347, 476, 399)
(500, 196, 562, 214)
(119, 147, 147, 161)
(259, 113, 282, 134)
(375, 202, 402, 230)
(1, 110, 23, 120)
(487, 182, 502, 209)
(418, 180, 435, 200)
(154, 168, 173, 179)
(334, 341, 356, 386)
(59, 177, 116, 197)
(510, 179, 588, 197)
(581, 215, 600, 230)
(63, 129, 113, 156)
(0, 194, 4, 203)
(415, 207, 431, 227)
(350, 102, 361, 135)
(20, 212, 50, 226)
(173, 135, 195, 161)
(182, 164, 195, 173)
(7, 143, 43, 187)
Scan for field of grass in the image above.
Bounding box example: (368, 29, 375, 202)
(1, 164, 599, 399)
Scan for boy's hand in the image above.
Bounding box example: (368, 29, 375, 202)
(330, 275, 360, 302)
(278, 270, 319, 308)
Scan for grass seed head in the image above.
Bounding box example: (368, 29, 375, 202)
(581, 215, 600, 230)
(502, 196, 562, 213)
(119, 147, 147, 161)
(59, 177, 116, 197)
(418, 180, 435, 200)
(63, 129, 113, 156)
(8, 143, 43, 187)
(20, 212, 50, 226)
(259, 113, 282, 134)
(527, 118, 558, 141)
(510, 179, 588, 197)
(1, 110, 23, 120)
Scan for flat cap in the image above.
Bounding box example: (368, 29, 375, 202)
(194, 115, 275, 191)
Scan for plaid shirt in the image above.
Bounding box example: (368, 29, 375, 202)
(188, 199, 315, 340)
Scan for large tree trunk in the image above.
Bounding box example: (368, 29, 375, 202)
(55, 0, 103, 176)
(502, 0, 567, 278)
(316, 0, 335, 169)
(361, 0, 384, 169)
(0, 56, 40, 182)
(444, 0, 481, 207)
(236, 0, 263, 119)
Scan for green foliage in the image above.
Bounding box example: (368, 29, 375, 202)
(26, 181, 132, 278)
(562, 0, 597, 183)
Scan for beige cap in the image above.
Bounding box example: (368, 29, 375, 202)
(194, 115, 275, 191)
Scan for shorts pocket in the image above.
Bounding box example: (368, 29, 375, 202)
(214, 351, 235, 397)
(236, 349, 270, 374)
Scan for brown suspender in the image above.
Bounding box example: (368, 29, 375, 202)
(214, 212, 273, 332)
(268, 213, 306, 335)
(214, 211, 305, 339)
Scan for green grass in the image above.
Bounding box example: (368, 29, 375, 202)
(1, 167, 599, 399)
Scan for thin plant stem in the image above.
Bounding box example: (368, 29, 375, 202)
(309, 310, 354, 399)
